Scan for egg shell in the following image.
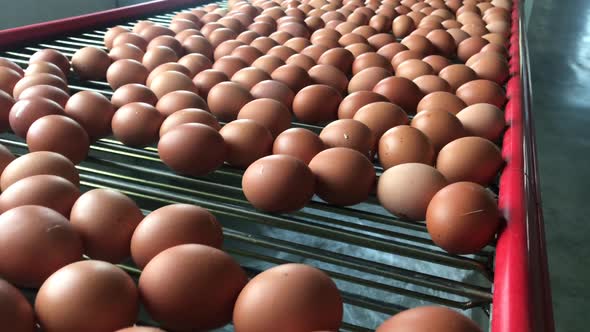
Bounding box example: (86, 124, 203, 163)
(338, 91, 389, 119)
(456, 79, 506, 108)
(238, 98, 291, 137)
(193, 69, 229, 98)
(182, 35, 214, 59)
(250, 37, 279, 54)
(0, 151, 79, 191)
(139, 244, 247, 331)
(0, 174, 80, 216)
(116, 32, 148, 52)
(318, 47, 355, 74)
(13, 73, 68, 99)
(354, 102, 409, 140)
(308, 64, 348, 93)
(178, 53, 212, 76)
(9, 97, 65, 138)
(391, 49, 423, 70)
(111, 83, 158, 108)
(411, 110, 465, 152)
(309, 147, 375, 205)
(393, 15, 415, 38)
(457, 36, 489, 62)
(373, 76, 423, 114)
(131, 204, 222, 269)
(413, 75, 452, 94)
(272, 128, 325, 165)
(208, 81, 253, 121)
(17, 85, 69, 108)
(467, 52, 509, 84)
(0, 279, 36, 332)
(147, 63, 191, 87)
(231, 67, 272, 90)
(220, 119, 273, 168)
(106, 59, 149, 89)
(301, 44, 330, 62)
(376, 306, 482, 332)
(156, 91, 208, 117)
(111, 102, 164, 147)
(377, 42, 408, 61)
(396, 59, 434, 80)
(319, 119, 375, 157)
(417, 91, 467, 115)
(378, 125, 435, 169)
(0, 205, 83, 287)
(233, 264, 342, 332)
(72, 46, 112, 80)
(29, 49, 70, 74)
(293, 84, 342, 124)
(65, 91, 115, 140)
(437, 136, 503, 185)
(456, 103, 505, 141)
(26, 115, 90, 164)
(149, 70, 199, 99)
(159, 108, 220, 137)
(28, 61, 66, 81)
(36, 260, 139, 332)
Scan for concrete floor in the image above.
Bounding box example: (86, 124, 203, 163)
(528, 0, 590, 331)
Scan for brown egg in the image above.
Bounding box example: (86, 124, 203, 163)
(338, 91, 388, 119)
(109, 43, 145, 62)
(393, 15, 415, 38)
(483, 32, 508, 46)
(457, 36, 489, 62)
(401, 35, 434, 56)
(438, 64, 478, 92)
(238, 98, 291, 137)
(26, 115, 89, 164)
(0, 91, 12, 131)
(139, 244, 246, 330)
(301, 44, 330, 62)
(447, 28, 471, 47)
(64, 91, 114, 140)
(71, 47, 111, 80)
(243, 155, 315, 212)
(175, 29, 202, 44)
(146, 63, 191, 87)
(182, 35, 214, 59)
(309, 147, 374, 205)
(365, 34, 395, 51)
(207, 81, 253, 121)
(305, 16, 325, 31)
(424, 29, 455, 57)
(215, 40, 246, 61)
(437, 136, 503, 185)
(105, 26, 130, 49)
(131, 204, 222, 269)
(467, 52, 509, 84)
(379, 125, 435, 169)
(132, 21, 155, 34)
(267, 45, 298, 62)
(480, 43, 508, 57)
(150, 71, 198, 99)
(411, 110, 465, 152)
(251, 55, 285, 75)
(9, 97, 65, 137)
(456, 79, 506, 108)
(12, 73, 68, 99)
(353, 102, 409, 140)
(317, 47, 355, 74)
(417, 91, 467, 114)
(193, 69, 229, 98)
(319, 119, 375, 157)
(441, 19, 462, 29)
(0, 279, 35, 332)
(220, 119, 273, 168)
(0, 205, 82, 288)
(178, 53, 212, 76)
(0, 174, 80, 216)
(237, 31, 260, 44)
(413, 75, 451, 94)
(17, 84, 70, 108)
(347, 67, 390, 93)
(25, 61, 65, 81)
(462, 23, 489, 37)
(373, 76, 423, 114)
(250, 80, 295, 108)
(0, 58, 24, 76)
(159, 108, 220, 136)
(421, 55, 451, 75)
(139, 25, 175, 43)
(351, 52, 392, 75)
(234, 264, 342, 332)
(272, 128, 324, 165)
(142, 46, 179, 71)
(251, 37, 279, 53)
(36, 260, 139, 332)
(396, 59, 434, 80)
(339, 33, 367, 47)
(212, 55, 249, 78)
(293, 84, 342, 124)
(377, 163, 447, 220)
(70, 188, 143, 263)
(456, 103, 505, 141)
(426, 181, 500, 254)
(270, 64, 312, 93)
(159, 123, 226, 175)
(368, 15, 392, 33)
(376, 43, 408, 62)
(170, 19, 199, 34)
(231, 67, 272, 90)
(106, 59, 149, 89)
(156, 91, 207, 117)
(376, 306, 483, 332)
(231, 45, 264, 65)
(284, 37, 312, 52)
(116, 326, 166, 332)
(113, 32, 149, 51)
(111, 84, 157, 109)
(343, 43, 372, 58)
(111, 102, 164, 147)
(0, 151, 79, 191)
(391, 50, 423, 70)
(29, 49, 70, 74)
(285, 54, 315, 71)
(306, 64, 345, 93)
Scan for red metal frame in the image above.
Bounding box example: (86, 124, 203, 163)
(0, 0, 554, 331)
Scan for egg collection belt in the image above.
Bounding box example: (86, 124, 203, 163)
(0, 0, 551, 331)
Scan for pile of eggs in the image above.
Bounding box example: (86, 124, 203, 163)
(0, 0, 515, 329)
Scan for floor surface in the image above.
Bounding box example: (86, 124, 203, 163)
(527, 1, 590, 331)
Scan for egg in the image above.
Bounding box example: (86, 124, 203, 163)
(301, 45, 330, 62)
(272, 128, 325, 164)
(391, 50, 423, 70)
(159, 108, 220, 136)
(376, 306, 482, 332)
(182, 35, 214, 59)
(267, 45, 298, 61)
(0, 67, 22, 95)
(373, 76, 423, 114)
(0, 279, 35, 332)
(111, 102, 164, 147)
(149, 70, 198, 98)
(417, 91, 467, 115)
(422, 55, 451, 75)
(351, 52, 392, 74)
(139, 244, 247, 331)
(393, 15, 415, 37)
(309, 147, 375, 205)
(346, 67, 389, 93)
(353, 102, 409, 140)
(106, 59, 149, 89)
(270, 64, 312, 92)
(72, 46, 112, 80)
(113, 32, 148, 52)
(437, 136, 503, 185)
(293, 84, 342, 124)
(24, 61, 63, 80)
(467, 52, 509, 84)
(159, 123, 226, 175)
(64, 91, 115, 140)
(338, 91, 388, 119)
(178, 53, 212, 76)
(0, 151, 78, 191)
(457, 36, 489, 62)
(413, 75, 452, 94)
(111, 83, 158, 108)
(9, 97, 65, 137)
(378, 125, 435, 169)
(319, 119, 375, 157)
(243, 155, 315, 212)
(0, 205, 83, 287)
(396, 59, 434, 80)
(251, 54, 285, 74)
(0, 144, 14, 176)
(208, 81, 253, 121)
(109, 43, 145, 62)
(29, 49, 70, 74)
(220, 119, 274, 168)
(193, 69, 229, 98)
(438, 64, 477, 92)
(251, 37, 279, 54)
(456, 79, 506, 108)
(308, 64, 348, 93)
(36, 260, 139, 332)
(26, 115, 89, 164)
(0, 91, 14, 131)
(0, 58, 24, 76)
(131, 204, 222, 269)
(13, 73, 68, 99)
(238, 98, 291, 137)
(236, 31, 260, 44)
(425, 29, 456, 56)
(376, 42, 408, 62)
(232, 67, 272, 89)
(142, 46, 179, 72)
(213, 55, 248, 77)
(456, 103, 505, 141)
(234, 264, 342, 332)
(156, 90, 208, 116)
(284, 37, 312, 51)
(411, 110, 465, 152)
(17, 85, 69, 108)
(0, 174, 80, 216)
